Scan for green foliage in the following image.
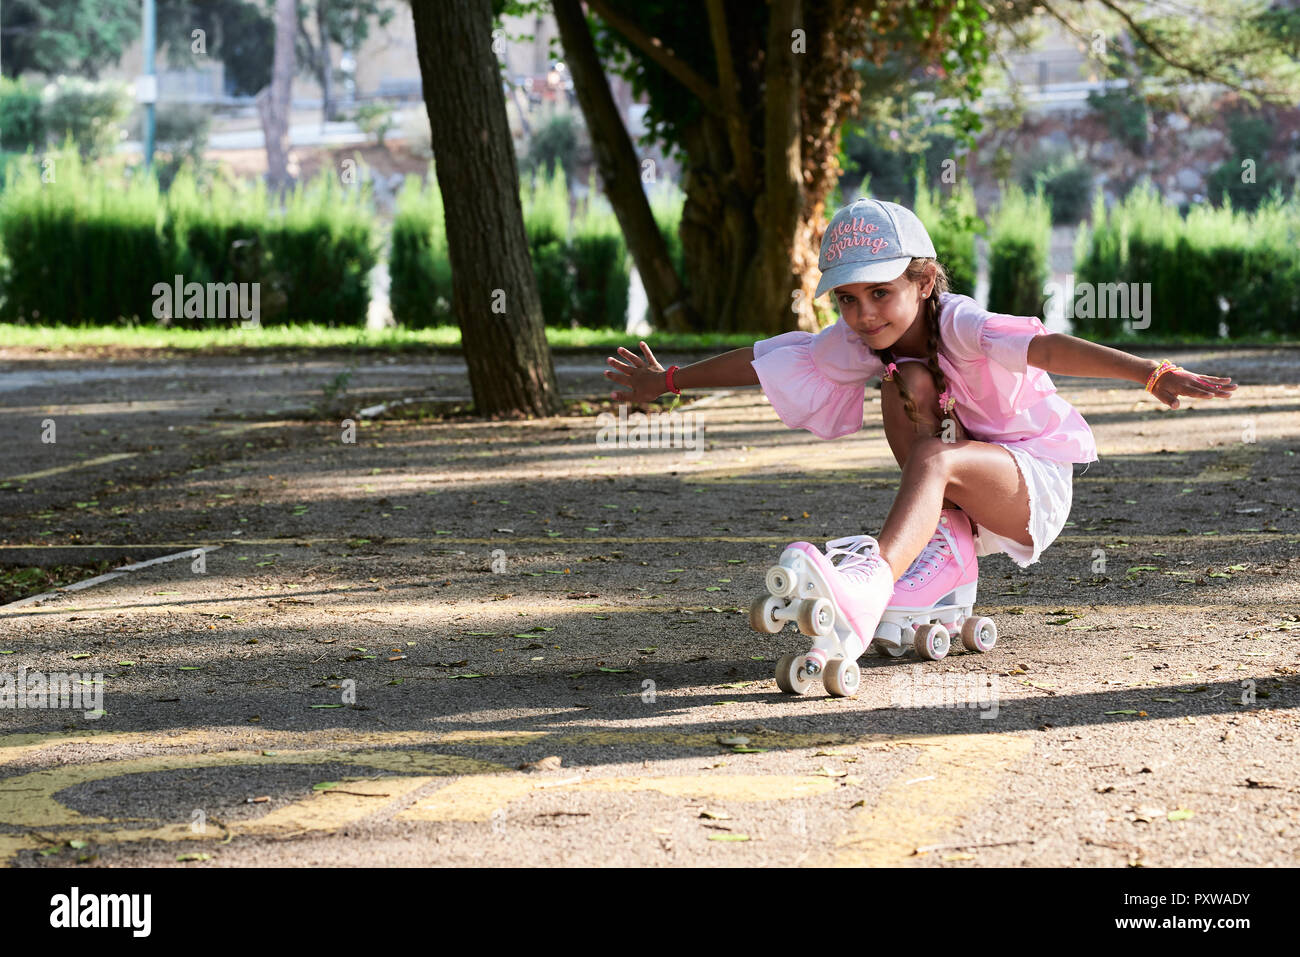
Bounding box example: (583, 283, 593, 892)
(570, 181, 629, 329)
(151, 103, 213, 191)
(158, 0, 275, 97)
(390, 167, 641, 329)
(0, 0, 139, 78)
(354, 102, 394, 147)
(0, 78, 45, 152)
(390, 171, 452, 328)
(0, 150, 165, 324)
(987, 184, 1051, 318)
(1018, 147, 1093, 225)
(1086, 84, 1149, 155)
(0, 153, 377, 327)
(1074, 181, 1300, 339)
(1206, 108, 1285, 213)
(524, 113, 579, 179)
(913, 168, 983, 298)
(649, 181, 685, 282)
(42, 77, 132, 160)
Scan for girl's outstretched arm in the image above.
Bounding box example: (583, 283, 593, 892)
(605, 342, 758, 403)
(1027, 333, 1237, 409)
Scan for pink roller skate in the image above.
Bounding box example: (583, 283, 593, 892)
(870, 508, 998, 661)
(748, 535, 894, 697)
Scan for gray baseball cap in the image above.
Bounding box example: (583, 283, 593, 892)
(815, 198, 937, 297)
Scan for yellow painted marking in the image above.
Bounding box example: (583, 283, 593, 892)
(399, 774, 841, 823)
(0, 747, 504, 828)
(2, 422, 289, 483)
(8, 453, 137, 482)
(824, 732, 1036, 867)
(240, 775, 436, 835)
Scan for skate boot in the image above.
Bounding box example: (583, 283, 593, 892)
(870, 508, 997, 661)
(749, 535, 894, 697)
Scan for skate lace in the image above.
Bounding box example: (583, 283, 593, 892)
(824, 534, 885, 586)
(905, 520, 967, 581)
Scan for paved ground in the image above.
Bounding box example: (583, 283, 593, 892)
(1, 344, 1298, 867)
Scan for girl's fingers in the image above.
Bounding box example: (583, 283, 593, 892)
(618, 346, 645, 367)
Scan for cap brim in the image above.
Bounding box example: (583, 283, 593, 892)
(815, 257, 911, 298)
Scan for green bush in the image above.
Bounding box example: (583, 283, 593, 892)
(1073, 182, 1300, 339)
(571, 184, 629, 329)
(43, 77, 132, 160)
(390, 171, 451, 328)
(0, 154, 376, 327)
(524, 113, 578, 179)
(0, 151, 165, 324)
(0, 77, 44, 152)
(1086, 84, 1148, 155)
(1018, 147, 1093, 225)
(987, 184, 1051, 317)
(521, 167, 573, 325)
(649, 181, 685, 285)
(913, 168, 983, 297)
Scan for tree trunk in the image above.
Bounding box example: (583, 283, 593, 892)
(410, 0, 561, 419)
(317, 1, 336, 123)
(551, 0, 699, 332)
(258, 0, 296, 192)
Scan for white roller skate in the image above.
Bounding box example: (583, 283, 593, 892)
(748, 535, 893, 697)
(870, 508, 997, 661)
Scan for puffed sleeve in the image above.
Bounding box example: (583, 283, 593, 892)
(945, 295, 1048, 373)
(751, 320, 883, 439)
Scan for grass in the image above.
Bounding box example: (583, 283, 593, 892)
(1, 322, 761, 353)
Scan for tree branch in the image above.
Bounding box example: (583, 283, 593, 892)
(706, 0, 756, 192)
(585, 0, 725, 114)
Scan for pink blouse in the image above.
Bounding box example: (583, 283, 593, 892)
(750, 292, 1098, 464)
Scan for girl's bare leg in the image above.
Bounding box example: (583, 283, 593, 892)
(876, 364, 1033, 579)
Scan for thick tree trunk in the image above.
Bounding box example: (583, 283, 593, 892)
(410, 0, 561, 418)
(552, 0, 699, 332)
(258, 0, 296, 192)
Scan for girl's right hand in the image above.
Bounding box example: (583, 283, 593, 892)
(605, 341, 667, 404)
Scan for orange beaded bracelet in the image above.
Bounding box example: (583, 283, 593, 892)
(1145, 359, 1179, 394)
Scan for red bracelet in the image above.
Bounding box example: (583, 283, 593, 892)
(665, 365, 681, 395)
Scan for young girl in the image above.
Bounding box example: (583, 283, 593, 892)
(604, 197, 1236, 662)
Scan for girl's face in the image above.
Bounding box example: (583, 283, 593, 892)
(833, 267, 934, 350)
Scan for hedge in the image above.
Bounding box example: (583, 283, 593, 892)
(0, 152, 377, 327)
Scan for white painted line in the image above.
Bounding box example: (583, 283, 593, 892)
(0, 546, 224, 611)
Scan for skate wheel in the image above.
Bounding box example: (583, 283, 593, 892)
(749, 595, 785, 634)
(822, 658, 861, 697)
(914, 622, 951, 660)
(775, 653, 815, 695)
(960, 616, 998, 653)
(765, 563, 798, 598)
(873, 640, 907, 658)
(796, 597, 834, 637)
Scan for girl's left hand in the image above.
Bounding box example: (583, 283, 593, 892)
(1152, 367, 1237, 409)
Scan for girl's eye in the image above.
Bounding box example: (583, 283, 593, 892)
(873, 289, 889, 299)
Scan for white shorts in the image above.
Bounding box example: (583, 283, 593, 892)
(972, 444, 1075, 568)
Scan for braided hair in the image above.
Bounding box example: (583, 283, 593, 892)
(869, 258, 952, 435)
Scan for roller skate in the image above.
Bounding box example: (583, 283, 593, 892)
(748, 535, 893, 698)
(870, 508, 997, 662)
